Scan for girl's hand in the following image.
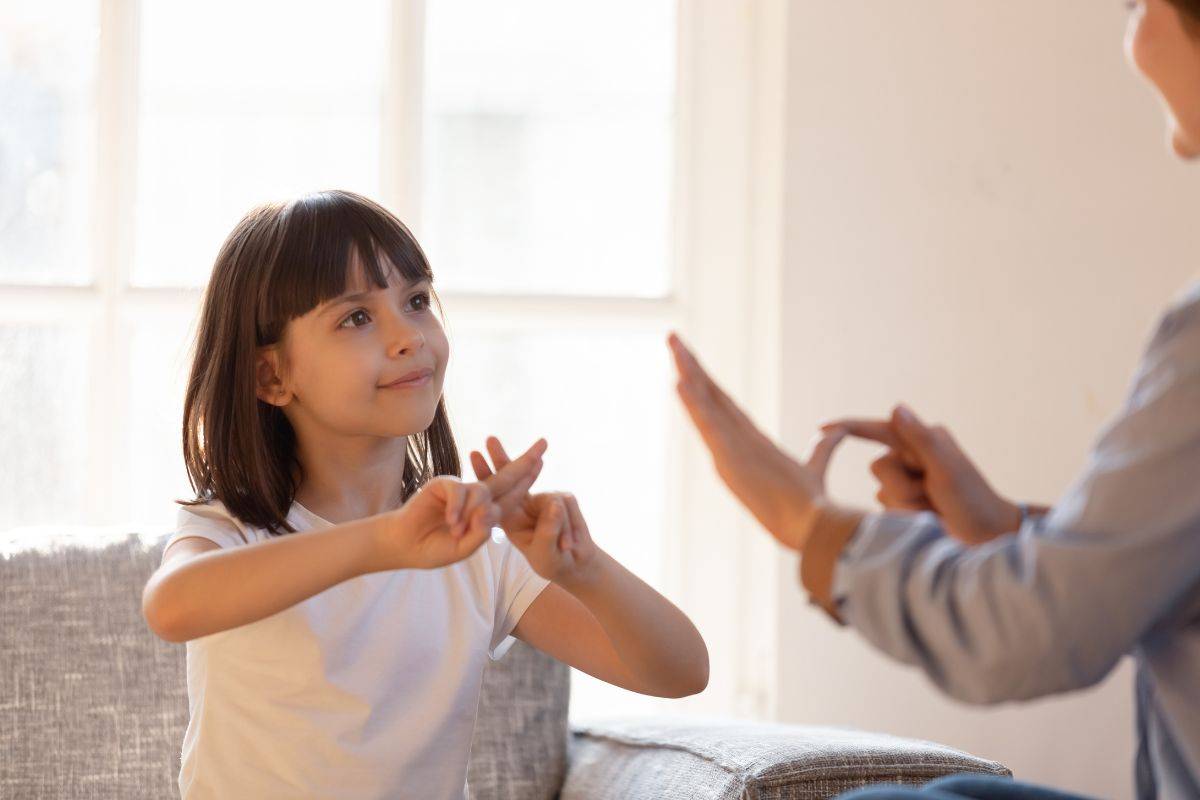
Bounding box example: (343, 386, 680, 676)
(372, 438, 548, 571)
(470, 437, 601, 586)
(822, 405, 1023, 545)
(668, 332, 847, 552)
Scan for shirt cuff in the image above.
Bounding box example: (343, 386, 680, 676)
(799, 504, 866, 625)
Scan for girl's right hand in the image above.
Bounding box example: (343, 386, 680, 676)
(369, 438, 548, 571)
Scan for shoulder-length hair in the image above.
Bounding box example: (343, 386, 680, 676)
(177, 190, 460, 535)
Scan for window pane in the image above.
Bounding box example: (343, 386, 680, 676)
(132, 0, 388, 288)
(444, 322, 673, 718)
(422, 1, 675, 298)
(126, 308, 196, 526)
(0, 325, 90, 530)
(0, 2, 97, 286)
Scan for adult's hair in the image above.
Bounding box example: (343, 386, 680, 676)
(178, 190, 460, 535)
(1167, 0, 1200, 35)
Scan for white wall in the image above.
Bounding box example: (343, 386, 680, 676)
(774, 2, 1200, 797)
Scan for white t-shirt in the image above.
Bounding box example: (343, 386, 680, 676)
(164, 498, 550, 800)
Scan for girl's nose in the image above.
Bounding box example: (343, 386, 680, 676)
(386, 315, 426, 357)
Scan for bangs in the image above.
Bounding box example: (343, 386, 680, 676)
(255, 190, 433, 346)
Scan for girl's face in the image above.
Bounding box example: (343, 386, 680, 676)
(1126, 0, 1200, 158)
(257, 252, 449, 441)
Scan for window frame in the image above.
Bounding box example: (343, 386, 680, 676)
(0, 0, 788, 721)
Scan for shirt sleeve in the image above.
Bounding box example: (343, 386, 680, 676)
(486, 534, 551, 661)
(165, 502, 251, 553)
(832, 284, 1200, 705)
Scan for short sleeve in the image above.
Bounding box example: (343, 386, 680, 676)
(165, 501, 252, 553)
(486, 534, 550, 661)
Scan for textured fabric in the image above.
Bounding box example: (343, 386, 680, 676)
(468, 640, 570, 799)
(562, 718, 1009, 800)
(165, 499, 549, 799)
(0, 531, 188, 800)
(829, 280, 1200, 800)
(835, 774, 1096, 799)
(0, 528, 569, 800)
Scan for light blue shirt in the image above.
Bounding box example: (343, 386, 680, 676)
(833, 281, 1200, 800)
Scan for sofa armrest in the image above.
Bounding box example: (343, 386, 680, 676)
(563, 717, 1010, 800)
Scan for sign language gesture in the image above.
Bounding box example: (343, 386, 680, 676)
(469, 437, 601, 586)
(821, 406, 1031, 545)
(668, 332, 847, 552)
(376, 438, 548, 570)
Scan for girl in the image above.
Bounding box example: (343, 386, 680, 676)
(141, 190, 709, 799)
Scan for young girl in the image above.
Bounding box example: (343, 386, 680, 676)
(141, 190, 709, 799)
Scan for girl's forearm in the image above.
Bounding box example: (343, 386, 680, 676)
(143, 516, 382, 643)
(560, 551, 709, 698)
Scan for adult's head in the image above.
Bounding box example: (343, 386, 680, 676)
(1127, 0, 1200, 158)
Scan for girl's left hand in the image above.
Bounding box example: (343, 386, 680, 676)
(470, 437, 601, 585)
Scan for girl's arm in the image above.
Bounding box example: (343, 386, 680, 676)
(513, 547, 709, 698)
(145, 443, 546, 643)
(471, 440, 709, 698)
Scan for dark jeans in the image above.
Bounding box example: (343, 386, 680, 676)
(836, 774, 1098, 800)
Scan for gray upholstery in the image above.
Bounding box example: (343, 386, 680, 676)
(564, 719, 1010, 800)
(1, 529, 1010, 799)
(0, 531, 568, 800)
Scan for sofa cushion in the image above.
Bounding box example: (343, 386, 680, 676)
(0, 529, 570, 800)
(469, 639, 570, 799)
(563, 717, 1011, 800)
(0, 531, 187, 800)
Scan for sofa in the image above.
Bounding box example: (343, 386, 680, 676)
(0, 529, 1010, 799)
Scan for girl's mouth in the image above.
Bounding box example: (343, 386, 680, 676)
(380, 368, 433, 389)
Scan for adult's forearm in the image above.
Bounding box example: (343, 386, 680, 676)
(142, 516, 381, 643)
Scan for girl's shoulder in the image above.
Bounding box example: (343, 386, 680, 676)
(170, 498, 256, 549)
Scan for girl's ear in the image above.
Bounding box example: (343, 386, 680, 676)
(255, 347, 291, 407)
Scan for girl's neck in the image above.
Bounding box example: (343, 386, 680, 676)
(290, 434, 409, 526)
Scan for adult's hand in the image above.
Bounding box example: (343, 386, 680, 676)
(667, 332, 847, 552)
(821, 405, 1033, 545)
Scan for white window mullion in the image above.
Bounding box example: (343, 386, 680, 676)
(382, 0, 427, 230)
(92, 0, 141, 525)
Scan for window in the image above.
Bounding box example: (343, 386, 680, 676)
(0, 0, 785, 722)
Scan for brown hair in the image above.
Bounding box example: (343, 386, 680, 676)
(178, 190, 460, 536)
(1167, 0, 1200, 36)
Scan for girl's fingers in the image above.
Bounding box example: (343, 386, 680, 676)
(456, 483, 490, 538)
(444, 479, 467, 530)
(531, 494, 566, 550)
(470, 450, 494, 481)
(455, 508, 494, 557)
(483, 438, 547, 499)
(486, 436, 513, 470)
(562, 494, 588, 552)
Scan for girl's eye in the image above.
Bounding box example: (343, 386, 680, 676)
(338, 309, 372, 329)
(408, 291, 432, 312)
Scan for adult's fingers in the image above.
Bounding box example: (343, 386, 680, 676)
(821, 418, 902, 450)
(890, 405, 942, 464)
(871, 454, 928, 506)
(806, 427, 848, 483)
